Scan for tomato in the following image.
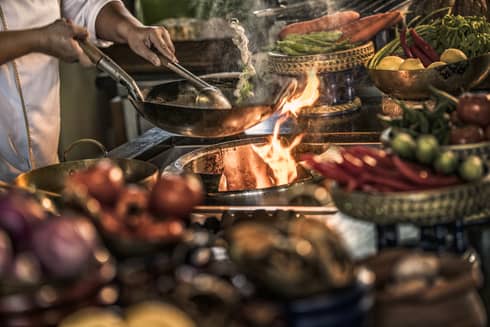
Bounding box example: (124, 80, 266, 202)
(450, 125, 485, 145)
(391, 133, 416, 159)
(457, 93, 490, 127)
(415, 135, 439, 164)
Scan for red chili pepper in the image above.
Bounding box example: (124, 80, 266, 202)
(410, 45, 432, 67)
(345, 146, 395, 169)
(307, 160, 358, 190)
(400, 28, 413, 58)
(392, 156, 461, 187)
(359, 171, 420, 192)
(409, 29, 439, 62)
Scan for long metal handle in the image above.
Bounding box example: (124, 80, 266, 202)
(157, 54, 214, 91)
(79, 40, 144, 102)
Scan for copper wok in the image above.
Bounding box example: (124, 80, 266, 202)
(79, 41, 296, 138)
(13, 139, 158, 199)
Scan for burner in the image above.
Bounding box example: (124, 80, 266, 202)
(164, 137, 338, 206)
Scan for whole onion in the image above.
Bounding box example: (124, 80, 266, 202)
(0, 230, 12, 277)
(149, 174, 204, 219)
(0, 191, 46, 247)
(32, 218, 93, 279)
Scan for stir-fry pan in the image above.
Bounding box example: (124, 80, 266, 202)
(79, 41, 296, 138)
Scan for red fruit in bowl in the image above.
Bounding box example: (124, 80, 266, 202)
(66, 160, 124, 206)
(149, 174, 203, 219)
(457, 93, 490, 127)
(450, 125, 485, 145)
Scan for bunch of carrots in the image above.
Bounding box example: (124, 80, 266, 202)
(279, 10, 403, 44)
(302, 146, 462, 193)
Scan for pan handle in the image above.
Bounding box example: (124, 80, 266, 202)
(63, 138, 108, 162)
(78, 40, 144, 102)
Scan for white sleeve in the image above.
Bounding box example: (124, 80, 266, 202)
(62, 0, 123, 46)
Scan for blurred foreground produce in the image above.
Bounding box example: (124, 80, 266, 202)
(227, 217, 355, 298)
(0, 190, 108, 294)
(64, 160, 204, 256)
(59, 302, 196, 327)
(364, 249, 487, 327)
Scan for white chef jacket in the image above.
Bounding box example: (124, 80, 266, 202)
(0, 0, 119, 182)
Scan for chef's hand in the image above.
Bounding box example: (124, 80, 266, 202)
(39, 19, 92, 66)
(125, 26, 177, 66)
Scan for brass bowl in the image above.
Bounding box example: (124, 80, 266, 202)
(367, 53, 490, 100)
(268, 42, 375, 75)
(330, 175, 490, 225)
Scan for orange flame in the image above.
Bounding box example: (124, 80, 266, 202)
(280, 69, 320, 117)
(252, 69, 320, 186)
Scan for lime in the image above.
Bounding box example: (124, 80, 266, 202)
(459, 156, 484, 182)
(391, 133, 416, 159)
(434, 151, 458, 175)
(416, 135, 440, 164)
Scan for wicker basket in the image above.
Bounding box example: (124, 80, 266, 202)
(268, 42, 375, 75)
(330, 176, 490, 225)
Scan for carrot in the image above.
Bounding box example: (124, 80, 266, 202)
(340, 11, 403, 43)
(279, 11, 360, 40)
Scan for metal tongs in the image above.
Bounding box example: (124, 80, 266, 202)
(78, 40, 232, 109)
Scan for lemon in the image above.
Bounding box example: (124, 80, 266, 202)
(377, 56, 405, 70)
(440, 49, 468, 64)
(427, 61, 446, 69)
(399, 58, 425, 71)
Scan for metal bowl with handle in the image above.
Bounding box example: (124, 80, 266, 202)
(14, 139, 158, 198)
(368, 53, 490, 100)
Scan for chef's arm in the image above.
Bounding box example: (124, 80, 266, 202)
(0, 20, 90, 66)
(94, 1, 177, 66)
(0, 29, 42, 66)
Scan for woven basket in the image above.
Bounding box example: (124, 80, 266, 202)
(331, 176, 490, 226)
(268, 42, 375, 75)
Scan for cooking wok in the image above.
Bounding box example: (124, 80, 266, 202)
(13, 139, 158, 199)
(80, 41, 296, 138)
